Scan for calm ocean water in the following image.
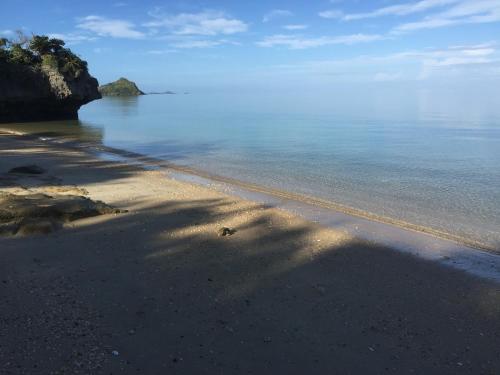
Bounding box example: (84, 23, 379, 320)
(4, 88, 500, 249)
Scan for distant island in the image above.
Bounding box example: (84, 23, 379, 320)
(98, 78, 144, 96)
(99, 78, 178, 96)
(0, 34, 100, 123)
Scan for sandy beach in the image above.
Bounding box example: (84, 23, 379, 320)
(1, 131, 500, 374)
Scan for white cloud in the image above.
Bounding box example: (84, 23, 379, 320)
(262, 9, 293, 23)
(420, 45, 497, 67)
(393, 0, 500, 32)
(0, 30, 14, 37)
(93, 47, 111, 53)
(147, 49, 178, 54)
(265, 42, 499, 81)
(256, 34, 383, 49)
(283, 24, 309, 30)
(318, 10, 344, 19)
(145, 10, 248, 36)
(377, 43, 498, 64)
(342, 0, 459, 21)
(48, 33, 98, 44)
(77, 15, 145, 39)
(170, 39, 239, 49)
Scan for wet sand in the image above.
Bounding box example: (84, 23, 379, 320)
(1, 132, 499, 374)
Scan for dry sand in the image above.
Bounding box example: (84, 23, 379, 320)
(0, 132, 499, 374)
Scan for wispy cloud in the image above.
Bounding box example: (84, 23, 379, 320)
(323, 1, 500, 35)
(0, 30, 14, 37)
(48, 32, 98, 44)
(77, 15, 145, 39)
(318, 10, 344, 19)
(262, 9, 293, 23)
(170, 40, 224, 48)
(256, 34, 383, 49)
(418, 43, 497, 67)
(145, 10, 248, 36)
(147, 49, 178, 54)
(283, 24, 309, 30)
(393, 0, 500, 33)
(341, 0, 459, 21)
(265, 42, 499, 81)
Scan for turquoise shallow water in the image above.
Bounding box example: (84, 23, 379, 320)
(4, 88, 500, 249)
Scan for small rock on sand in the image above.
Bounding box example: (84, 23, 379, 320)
(218, 227, 236, 237)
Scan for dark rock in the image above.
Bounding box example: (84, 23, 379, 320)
(0, 62, 101, 123)
(217, 227, 236, 237)
(8, 165, 46, 175)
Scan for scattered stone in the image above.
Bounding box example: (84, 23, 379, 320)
(217, 227, 236, 237)
(8, 165, 46, 175)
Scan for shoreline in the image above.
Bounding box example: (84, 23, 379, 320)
(1, 127, 496, 254)
(2, 130, 500, 373)
(1, 127, 499, 283)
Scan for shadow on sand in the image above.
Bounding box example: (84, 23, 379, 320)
(0, 133, 500, 374)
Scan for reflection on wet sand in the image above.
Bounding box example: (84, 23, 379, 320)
(0, 119, 104, 144)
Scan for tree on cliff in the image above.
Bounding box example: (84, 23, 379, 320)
(0, 33, 101, 123)
(0, 33, 88, 78)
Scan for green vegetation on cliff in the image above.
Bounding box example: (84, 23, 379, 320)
(0, 34, 88, 78)
(0, 33, 100, 123)
(98, 78, 144, 96)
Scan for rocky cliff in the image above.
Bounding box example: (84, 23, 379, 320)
(0, 35, 101, 123)
(0, 64, 101, 123)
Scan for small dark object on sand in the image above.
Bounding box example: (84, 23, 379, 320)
(8, 165, 46, 175)
(218, 227, 236, 237)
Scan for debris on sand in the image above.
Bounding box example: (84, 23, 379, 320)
(217, 227, 236, 237)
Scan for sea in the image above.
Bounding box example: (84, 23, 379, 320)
(3, 87, 500, 250)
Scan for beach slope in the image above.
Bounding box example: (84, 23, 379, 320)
(0, 132, 499, 374)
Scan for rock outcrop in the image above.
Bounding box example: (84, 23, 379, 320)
(0, 62, 101, 123)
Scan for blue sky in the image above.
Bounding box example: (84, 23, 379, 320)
(2, 0, 500, 91)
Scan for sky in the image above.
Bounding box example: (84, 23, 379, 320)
(2, 0, 500, 92)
